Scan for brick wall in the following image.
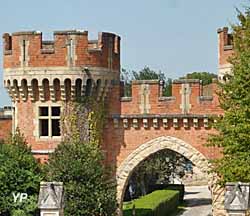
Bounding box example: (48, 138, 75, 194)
(103, 79, 224, 168)
(3, 31, 120, 71)
(0, 117, 12, 141)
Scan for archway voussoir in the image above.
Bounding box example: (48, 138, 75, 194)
(116, 136, 210, 213)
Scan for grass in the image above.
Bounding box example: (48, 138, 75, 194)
(123, 190, 180, 216)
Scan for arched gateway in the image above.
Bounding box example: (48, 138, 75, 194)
(116, 136, 210, 212)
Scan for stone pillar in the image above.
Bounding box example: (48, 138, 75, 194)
(38, 182, 64, 216)
(224, 182, 250, 216)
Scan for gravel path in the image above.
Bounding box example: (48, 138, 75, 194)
(177, 185, 212, 216)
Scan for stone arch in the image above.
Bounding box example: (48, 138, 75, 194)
(116, 136, 210, 212)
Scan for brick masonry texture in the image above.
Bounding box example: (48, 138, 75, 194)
(1, 28, 235, 216)
(0, 118, 12, 140)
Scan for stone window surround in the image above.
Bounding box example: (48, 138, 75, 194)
(34, 101, 62, 141)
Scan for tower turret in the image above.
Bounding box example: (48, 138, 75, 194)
(3, 30, 121, 162)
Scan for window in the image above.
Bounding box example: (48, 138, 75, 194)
(39, 106, 61, 137)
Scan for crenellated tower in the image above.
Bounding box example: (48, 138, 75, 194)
(3, 30, 121, 162)
(217, 27, 234, 81)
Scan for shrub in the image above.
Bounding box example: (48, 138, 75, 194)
(148, 184, 185, 202)
(0, 130, 42, 216)
(123, 190, 180, 216)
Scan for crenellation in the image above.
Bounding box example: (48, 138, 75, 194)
(3, 30, 120, 70)
(218, 27, 234, 81)
(120, 79, 222, 116)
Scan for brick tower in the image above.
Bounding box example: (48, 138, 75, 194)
(217, 27, 234, 81)
(3, 30, 120, 162)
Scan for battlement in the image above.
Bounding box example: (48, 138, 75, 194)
(217, 27, 234, 80)
(3, 29, 121, 103)
(119, 79, 222, 116)
(3, 30, 120, 70)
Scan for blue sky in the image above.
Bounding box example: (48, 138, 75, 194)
(0, 0, 246, 106)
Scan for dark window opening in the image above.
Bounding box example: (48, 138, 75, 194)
(40, 119, 49, 136)
(52, 119, 60, 136)
(23, 40, 26, 62)
(52, 107, 60, 116)
(40, 107, 48, 116)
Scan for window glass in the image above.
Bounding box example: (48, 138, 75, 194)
(39, 107, 48, 116)
(40, 119, 49, 136)
(52, 119, 60, 136)
(52, 107, 60, 116)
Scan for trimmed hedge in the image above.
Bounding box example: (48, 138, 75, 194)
(148, 184, 185, 202)
(123, 190, 180, 216)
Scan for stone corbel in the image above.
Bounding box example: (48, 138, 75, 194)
(183, 118, 189, 128)
(12, 86, 20, 102)
(49, 85, 55, 102)
(19, 86, 27, 102)
(132, 119, 139, 129)
(60, 85, 66, 101)
(163, 118, 168, 128)
(28, 85, 34, 102)
(143, 119, 148, 128)
(38, 85, 45, 102)
(123, 118, 129, 129)
(173, 118, 179, 128)
(193, 118, 199, 128)
(7, 87, 15, 102)
(153, 118, 159, 128)
(71, 85, 75, 100)
(203, 118, 209, 128)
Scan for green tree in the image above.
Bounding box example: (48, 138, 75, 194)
(180, 72, 217, 85)
(45, 99, 117, 216)
(208, 8, 250, 184)
(121, 67, 172, 97)
(0, 129, 42, 216)
(126, 150, 189, 198)
(132, 67, 165, 80)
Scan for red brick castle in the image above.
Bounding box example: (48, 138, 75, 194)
(0, 27, 233, 214)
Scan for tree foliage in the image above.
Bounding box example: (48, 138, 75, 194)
(121, 67, 172, 97)
(45, 99, 117, 216)
(121, 67, 216, 98)
(180, 72, 217, 85)
(0, 129, 42, 216)
(125, 150, 190, 199)
(208, 8, 250, 184)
